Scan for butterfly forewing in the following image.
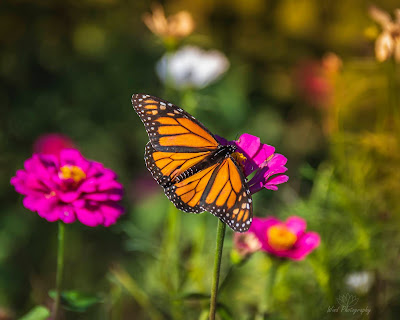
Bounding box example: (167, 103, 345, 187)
(132, 94, 219, 153)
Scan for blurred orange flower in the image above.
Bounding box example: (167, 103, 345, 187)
(369, 5, 400, 63)
(322, 52, 343, 75)
(0, 308, 14, 320)
(143, 4, 194, 41)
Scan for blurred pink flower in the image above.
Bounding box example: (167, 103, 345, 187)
(233, 232, 262, 257)
(33, 133, 75, 158)
(10, 149, 124, 227)
(217, 133, 288, 193)
(248, 216, 320, 260)
(130, 172, 160, 202)
(293, 59, 333, 108)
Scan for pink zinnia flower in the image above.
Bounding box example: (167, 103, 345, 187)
(217, 133, 289, 193)
(248, 216, 320, 260)
(233, 232, 262, 258)
(33, 133, 75, 158)
(10, 149, 124, 227)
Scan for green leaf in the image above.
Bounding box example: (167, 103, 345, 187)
(19, 306, 50, 320)
(199, 309, 209, 320)
(217, 303, 233, 320)
(49, 290, 102, 312)
(299, 163, 316, 180)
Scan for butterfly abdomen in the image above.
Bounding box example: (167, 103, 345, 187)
(173, 145, 236, 185)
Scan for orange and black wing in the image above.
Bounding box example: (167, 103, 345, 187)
(153, 153, 253, 232)
(136, 94, 253, 232)
(132, 94, 219, 153)
(200, 157, 253, 232)
(145, 142, 210, 213)
(145, 142, 210, 187)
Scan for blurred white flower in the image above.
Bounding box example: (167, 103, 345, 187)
(369, 5, 400, 63)
(345, 271, 374, 294)
(156, 46, 230, 89)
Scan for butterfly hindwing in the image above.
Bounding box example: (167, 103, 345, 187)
(132, 94, 219, 153)
(145, 142, 253, 229)
(144, 142, 207, 213)
(144, 142, 211, 186)
(200, 157, 253, 232)
(165, 164, 222, 214)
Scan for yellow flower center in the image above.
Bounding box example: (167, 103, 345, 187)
(266, 154, 274, 162)
(59, 165, 86, 183)
(231, 152, 247, 169)
(267, 225, 297, 251)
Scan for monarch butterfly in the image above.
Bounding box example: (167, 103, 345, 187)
(132, 94, 252, 232)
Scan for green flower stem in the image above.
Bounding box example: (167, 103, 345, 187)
(209, 219, 226, 320)
(52, 221, 65, 320)
(180, 88, 198, 115)
(160, 203, 183, 319)
(256, 259, 280, 319)
(380, 59, 399, 133)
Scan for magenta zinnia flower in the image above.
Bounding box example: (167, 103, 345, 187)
(217, 133, 288, 193)
(248, 216, 320, 260)
(33, 133, 75, 158)
(10, 149, 124, 227)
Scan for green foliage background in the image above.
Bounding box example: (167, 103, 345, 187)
(1, 0, 399, 319)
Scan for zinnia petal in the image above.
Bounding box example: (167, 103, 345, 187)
(285, 232, 321, 260)
(264, 175, 289, 190)
(100, 203, 125, 227)
(75, 207, 105, 227)
(236, 133, 275, 176)
(285, 216, 307, 237)
(266, 153, 287, 168)
(249, 217, 281, 251)
(37, 208, 60, 222)
(59, 149, 90, 172)
(33, 133, 75, 158)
